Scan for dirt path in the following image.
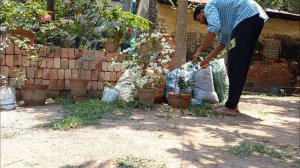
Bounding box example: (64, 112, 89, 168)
(1, 95, 299, 168)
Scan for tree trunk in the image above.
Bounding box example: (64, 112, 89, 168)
(123, 0, 132, 12)
(174, 0, 188, 68)
(47, 0, 55, 20)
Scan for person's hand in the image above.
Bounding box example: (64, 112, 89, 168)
(200, 58, 209, 68)
(193, 50, 202, 62)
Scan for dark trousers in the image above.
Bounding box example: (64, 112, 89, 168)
(225, 14, 264, 109)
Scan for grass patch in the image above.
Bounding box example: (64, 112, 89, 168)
(188, 103, 220, 117)
(116, 155, 166, 168)
(43, 97, 133, 130)
(230, 142, 294, 161)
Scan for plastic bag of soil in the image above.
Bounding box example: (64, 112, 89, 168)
(211, 58, 229, 103)
(115, 69, 137, 102)
(193, 66, 219, 103)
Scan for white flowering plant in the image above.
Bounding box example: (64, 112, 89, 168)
(112, 31, 174, 88)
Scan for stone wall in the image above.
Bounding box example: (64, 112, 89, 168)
(0, 45, 125, 99)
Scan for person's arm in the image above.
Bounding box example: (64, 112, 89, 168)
(200, 43, 225, 67)
(192, 32, 216, 61)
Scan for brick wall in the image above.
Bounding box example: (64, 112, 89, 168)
(245, 60, 298, 92)
(0, 45, 125, 99)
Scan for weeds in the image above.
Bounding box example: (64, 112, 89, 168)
(116, 155, 166, 168)
(230, 142, 294, 161)
(43, 97, 133, 130)
(188, 103, 219, 117)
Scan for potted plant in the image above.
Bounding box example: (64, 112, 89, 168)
(168, 76, 192, 109)
(0, 69, 26, 110)
(112, 31, 174, 106)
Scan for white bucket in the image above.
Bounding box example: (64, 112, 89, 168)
(101, 87, 120, 103)
(0, 86, 16, 110)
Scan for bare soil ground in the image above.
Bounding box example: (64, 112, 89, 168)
(1, 95, 299, 168)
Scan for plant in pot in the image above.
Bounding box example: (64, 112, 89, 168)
(101, 82, 120, 103)
(168, 76, 192, 109)
(0, 69, 26, 110)
(11, 36, 51, 106)
(112, 31, 174, 106)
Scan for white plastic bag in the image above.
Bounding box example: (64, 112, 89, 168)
(101, 87, 120, 103)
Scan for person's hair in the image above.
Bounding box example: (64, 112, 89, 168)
(193, 4, 206, 21)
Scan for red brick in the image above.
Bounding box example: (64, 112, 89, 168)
(94, 62, 102, 71)
(26, 67, 35, 78)
(98, 81, 104, 91)
(102, 62, 108, 71)
(46, 58, 54, 68)
(61, 58, 69, 69)
(90, 81, 98, 90)
(49, 69, 58, 79)
(9, 67, 16, 77)
(71, 69, 78, 78)
(69, 59, 75, 69)
(74, 49, 83, 59)
(39, 58, 47, 68)
(15, 46, 23, 55)
(68, 48, 75, 59)
(37, 68, 43, 79)
(42, 80, 49, 85)
(0, 54, 5, 66)
(110, 72, 117, 82)
(75, 59, 81, 69)
(13, 55, 22, 66)
(58, 69, 65, 79)
(95, 51, 105, 61)
(35, 79, 42, 85)
(49, 80, 58, 90)
(79, 70, 91, 80)
(107, 62, 114, 71)
(61, 48, 69, 58)
(55, 48, 61, 58)
(48, 90, 59, 97)
(5, 44, 14, 55)
(47, 50, 55, 57)
(25, 78, 34, 85)
(5, 55, 14, 66)
(57, 79, 65, 90)
(104, 72, 110, 81)
(117, 72, 123, 80)
(65, 69, 71, 79)
(91, 71, 98, 80)
(53, 58, 60, 68)
(114, 65, 121, 72)
(22, 56, 30, 66)
(90, 61, 96, 70)
(65, 80, 70, 90)
(87, 82, 91, 90)
(106, 53, 116, 61)
(42, 68, 50, 79)
(81, 61, 89, 70)
(99, 72, 105, 81)
(1, 66, 9, 78)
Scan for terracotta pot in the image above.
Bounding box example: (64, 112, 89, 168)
(154, 87, 164, 104)
(138, 87, 156, 107)
(21, 84, 48, 106)
(104, 40, 117, 53)
(9, 28, 36, 44)
(167, 92, 191, 109)
(69, 78, 89, 99)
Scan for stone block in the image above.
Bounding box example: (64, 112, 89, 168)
(98, 81, 104, 91)
(94, 62, 102, 71)
(37, 68, 43, 79)
(71, 69, 78, 78)
(110, 72, 117, 82)
(65, 80, 70, 90)
(40, 58, 47, 68)
(0, 66, 9, 77)
(42, 68, 50, 79)
(107, 62, 114, 71)
(61, 48, 69, 58)
(65, 69, 71, 79)
(53, 58, 60, 68)
(61, 58, 69, 69)
(104, 72, 110, 81)
(0, 54, 5, 66)
(5, 55, 14, 66)
(90, 81, 98, 90)
(91, 71, 98, 80)
(22, 55, 30, 66)
(57, 79, 65, 90)
(102, 62, 108, 71)
(49, 80, 58, 90)
(42, 80, 50, 85)
(13, 55, 22, 66)
(55, 48, 61, 58)
(58, 69, 65, 79)
(49, 69, 58, 79)
(68, 48, 75, 59)
(26, 67, 35, 78)
(69, 59, 75, 69)
(46, 57, 54, 68)
(9, 67, 16, 77)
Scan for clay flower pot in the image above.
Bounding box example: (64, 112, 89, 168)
(167, 92, 191, 109)
(138, 87, 156, 107)
(21, 84, 48, 106)
(69, 78, 89, 100)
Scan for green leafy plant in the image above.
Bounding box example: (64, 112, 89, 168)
(230, 142, 294, 161)
(177, 76, 191, 94)
(116, 155, 166, 168)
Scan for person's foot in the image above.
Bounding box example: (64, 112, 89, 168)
(215, 106, 238, 116)
(235, 105, 240, 112)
